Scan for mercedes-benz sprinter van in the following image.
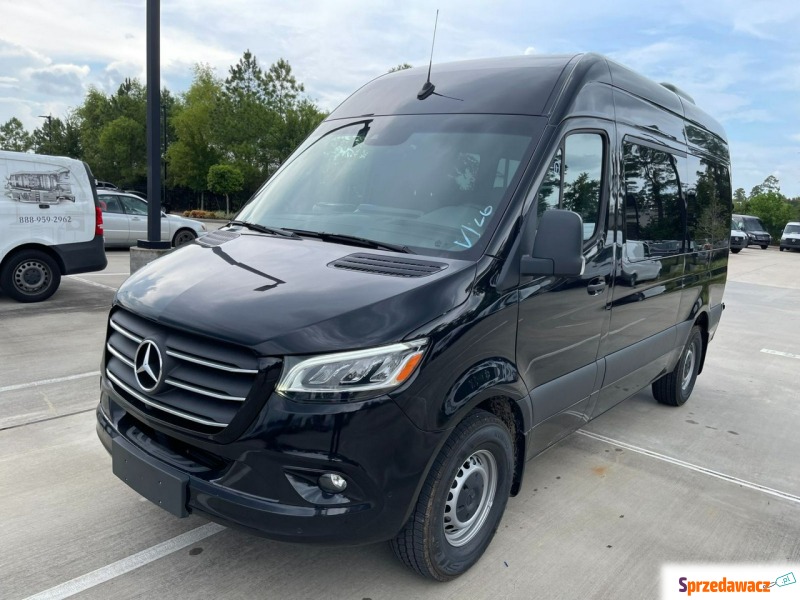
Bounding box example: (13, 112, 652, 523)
(1, 151, 106, 302)
(96, 53, 732, 580)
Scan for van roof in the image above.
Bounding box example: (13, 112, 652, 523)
(328, 53, 727, 157)
(0, 150, 85, 171)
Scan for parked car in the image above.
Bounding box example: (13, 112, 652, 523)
(1, 150, 106, 302)
(732, 213, 771, 249)
(779, 222, 800, 252)
(621, 240, 662, 286)
(96, 53, 731, 581)
(729, 219, 748, 253)
(97, 190, 206, 247)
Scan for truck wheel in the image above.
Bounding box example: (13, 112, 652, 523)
(172, 229, 197, 247)
(1, 250, 61, 303)
(652, 325, 703, 406)
(390, 410, 513, 581)
(731, 248, 741, 254)
(760, 244, 768, 249)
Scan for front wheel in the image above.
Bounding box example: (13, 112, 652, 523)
(0, 250, 61, 303)
(390, 410, 514, 581)
(652, 325, 703, 406)
(779, 247, 784, 252)
(172, 229, 197, 247)
(731, 248, 741, 254)
(761, 244, 768, 249)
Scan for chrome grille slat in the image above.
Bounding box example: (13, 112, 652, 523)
(110, 319, 143, 343)
(106, 343, 134, 368)
(106, 369, 227, 427)
(166, 349, 258, 374)
(105, 308, 267, 432)
(165, 378, 246, 402)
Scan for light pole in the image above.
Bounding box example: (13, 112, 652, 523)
(37, 114, 52, 154)
(139, 0, 169, 250)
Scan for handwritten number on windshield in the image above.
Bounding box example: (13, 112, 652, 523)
(454, 206, 493, 248)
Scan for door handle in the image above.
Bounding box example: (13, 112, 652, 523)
(587, 279, 606, 295)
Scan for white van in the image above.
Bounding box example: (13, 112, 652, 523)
(1, 150, 107, 302)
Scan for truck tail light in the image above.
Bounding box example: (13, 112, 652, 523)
(95, 206, 104, 236)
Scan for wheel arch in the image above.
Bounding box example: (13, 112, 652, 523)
(1, 243, 66, 275)
(693, 310, 709, 375)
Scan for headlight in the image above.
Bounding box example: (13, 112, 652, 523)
(277, 339, 428, 401)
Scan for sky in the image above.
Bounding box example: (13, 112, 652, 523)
(1, 0, 799, 196)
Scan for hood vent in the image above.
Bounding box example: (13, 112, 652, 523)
(197, 230, 240, 247)
(329, 253, 447, 278)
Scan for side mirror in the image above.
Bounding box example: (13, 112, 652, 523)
(520, 209, 585, 277)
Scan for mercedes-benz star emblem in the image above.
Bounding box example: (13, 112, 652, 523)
(134, 339, 163, 392)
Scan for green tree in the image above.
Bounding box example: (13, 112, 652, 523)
(31, 114, 82, 157)
(748, 191, 794, 239)
(207, 164, 244, 215)
(388, 63, 413, 72)
(263, 58, 304, 117)
(98, 116, 147, 187)
(0, 117, 32, 152)
(213, 50, 278, 191)
(76, 79, 148, 186)
(167, 65, 223, 204)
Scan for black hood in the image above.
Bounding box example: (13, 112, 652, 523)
(115, 233, 476, 355)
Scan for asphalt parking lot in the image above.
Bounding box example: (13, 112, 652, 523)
(1, 245, 799, 600)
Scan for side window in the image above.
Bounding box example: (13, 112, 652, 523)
(494, 158, 521, 188)
(535, 133, 604, 241)
(99, 195, 123, 214)
(120, 196, 148, 215)
(686, 156, 732, 252)
(623, 142, 684, 260)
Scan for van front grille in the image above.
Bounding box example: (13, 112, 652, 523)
(104, 308, 275, 434)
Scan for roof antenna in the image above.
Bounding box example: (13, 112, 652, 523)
(417, 9, 439, 100)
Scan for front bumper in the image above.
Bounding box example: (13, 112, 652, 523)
(97, 378, 445, 545)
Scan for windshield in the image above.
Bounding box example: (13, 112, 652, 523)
(236, 115, 543, 257)
(742, 216, 766, 232)
(785, 224, 800, 234)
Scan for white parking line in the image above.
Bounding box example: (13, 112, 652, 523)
(65, 276, 118, 292)
(578, 430, 800, 505)
(0, 371, 98, 394)
(760, 348, 800, 360)
(23, 523, 226, 600)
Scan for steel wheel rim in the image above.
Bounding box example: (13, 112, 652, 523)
(14, 260, 50, 294)
(443, 449, 497, 547)
(175, 231, 195, 246)
(681, 343, 696, 393)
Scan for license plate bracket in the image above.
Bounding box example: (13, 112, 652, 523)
(112, 437, 189, 517)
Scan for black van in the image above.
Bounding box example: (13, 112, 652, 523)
(96, 53, 731, 581)
(732, 213, 771, 249)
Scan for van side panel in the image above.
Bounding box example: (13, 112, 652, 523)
(1, 152, 100, 264)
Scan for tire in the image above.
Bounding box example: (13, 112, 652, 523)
(760, 244, 768, 249)
(779, 247, 784, 252)
(0, 250, 61, 303)
(172, 229, 197, 247)
(390, 410, 514, 581)
(731, 248, 741, 254)
(629, 273, 638, 287)
(652, 325, 703, 406)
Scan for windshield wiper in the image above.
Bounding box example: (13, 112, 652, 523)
(228, 220, 299, 238)
(287, 230, 414, 254)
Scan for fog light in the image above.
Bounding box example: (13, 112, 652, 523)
(319, 473, 347, 493)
